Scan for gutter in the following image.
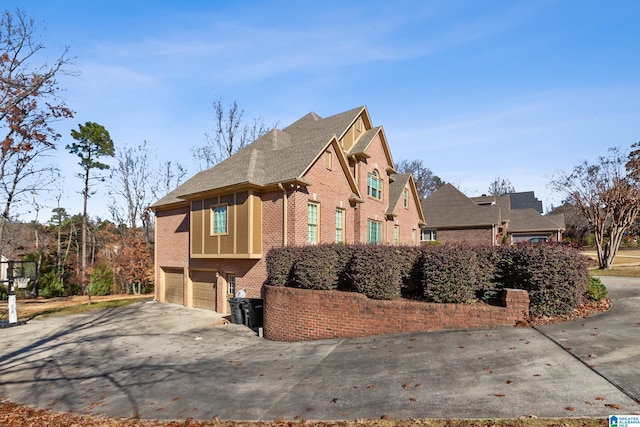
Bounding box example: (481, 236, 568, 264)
(278, 183, 288, 246)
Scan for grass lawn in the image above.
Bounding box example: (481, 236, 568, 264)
(0, 294, 152, 321)
(583, 248, 640, 278)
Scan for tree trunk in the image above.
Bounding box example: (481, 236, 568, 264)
(83, 167, 91, 305)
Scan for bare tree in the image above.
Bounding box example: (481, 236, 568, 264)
(551, 146, 640, 269)
(0, 9, 74, 254)
(395, 159, 445, 200)
(191, 98, 270, 170)
(150, 160, 187, 201)
(488, 177, 515, 196)
(108, 140, 154, 229)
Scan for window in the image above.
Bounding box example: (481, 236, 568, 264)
(227, 273, 236, 296)
(367, 170, 382, 200)
(393, 225, 399, 245)
(403, 188, 409, 208)
(421, 229, 437, 242)
(335, 209, 345, 243)
(367, 219, 382, 244)
(308, 202, 319, 244)
(212, 205, 227, 234)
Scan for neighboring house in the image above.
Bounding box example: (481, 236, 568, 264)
(420, 184, 564, 245)
(150, 106, 425, 312)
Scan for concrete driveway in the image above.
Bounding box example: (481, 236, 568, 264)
(0, 276, 639, 421)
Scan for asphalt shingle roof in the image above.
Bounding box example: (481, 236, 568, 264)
(507, 208, 564, 232)
(422, 184, 500, 227)
(151, 107, 366, 208)
(423, 185, 564, 233)
(386, 173, 410, 216)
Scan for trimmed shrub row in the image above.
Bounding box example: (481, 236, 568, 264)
(265, 243, 591, 317)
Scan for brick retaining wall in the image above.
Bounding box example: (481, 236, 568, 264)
(263, 285, 529, 342)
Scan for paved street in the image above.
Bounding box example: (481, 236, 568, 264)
(0, 276, 638, 421)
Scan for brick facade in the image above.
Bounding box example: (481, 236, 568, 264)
(152, 107, 426, 314)
(263, 285, 530, 342)
(154, 206, 190, 303)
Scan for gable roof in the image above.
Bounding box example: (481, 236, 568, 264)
(422, 184, 501, 227)
(386, 174, 426, 223)
(151, 107, 371, 208)
(507, 208, 565, 232)
(422, 185, 565, 234)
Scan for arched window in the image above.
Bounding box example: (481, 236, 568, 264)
(367, 170, 382, 200)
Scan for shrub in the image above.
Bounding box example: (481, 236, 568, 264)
(39, 271, 65, 298)
(265, 246, 298, 287)
(292, 245, 340, 290)
(587, 276, 608, 302)
(348, 244, 407, 300)
(471, 245, 502, 302)
(420, 245, 476, 304)
(88, 264, 113, 296)
(500, 245, 589, 317)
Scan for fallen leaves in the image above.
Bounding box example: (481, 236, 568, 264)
(605, 403, 623, 410)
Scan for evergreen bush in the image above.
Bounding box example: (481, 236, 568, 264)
(587, 276, 608, 301)
(420, 244, 476, 303)
(88, 264, 113, 296)
(265, 246, 299, 287)
(39, 271, 65, 298)
(292, 245, 340, 290)
(500, 245, 589, 317)
(348, 244, 407, 300)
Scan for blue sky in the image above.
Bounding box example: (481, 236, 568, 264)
(4, 0, 640, 220)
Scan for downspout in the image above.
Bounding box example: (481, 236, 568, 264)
(278, 183, 288, 246)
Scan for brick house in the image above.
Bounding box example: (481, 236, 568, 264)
(420, 184, 565, 245)
(150, 106, 425, 312)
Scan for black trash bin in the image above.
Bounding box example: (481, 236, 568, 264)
(228, 298, 245, 324)
(240, 298, 264, 328)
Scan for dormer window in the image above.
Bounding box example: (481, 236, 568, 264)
(367, 170, 382, 200)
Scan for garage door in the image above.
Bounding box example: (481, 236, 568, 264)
(191, 270, 217, 310)
(163, 268, 184, 305)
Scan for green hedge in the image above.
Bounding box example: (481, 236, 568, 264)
(265, 243, 591, 317)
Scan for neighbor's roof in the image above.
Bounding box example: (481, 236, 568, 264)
(507, 208, 565, 232)
(151, 107, 367, 208)
(421, 184, 501, 227)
